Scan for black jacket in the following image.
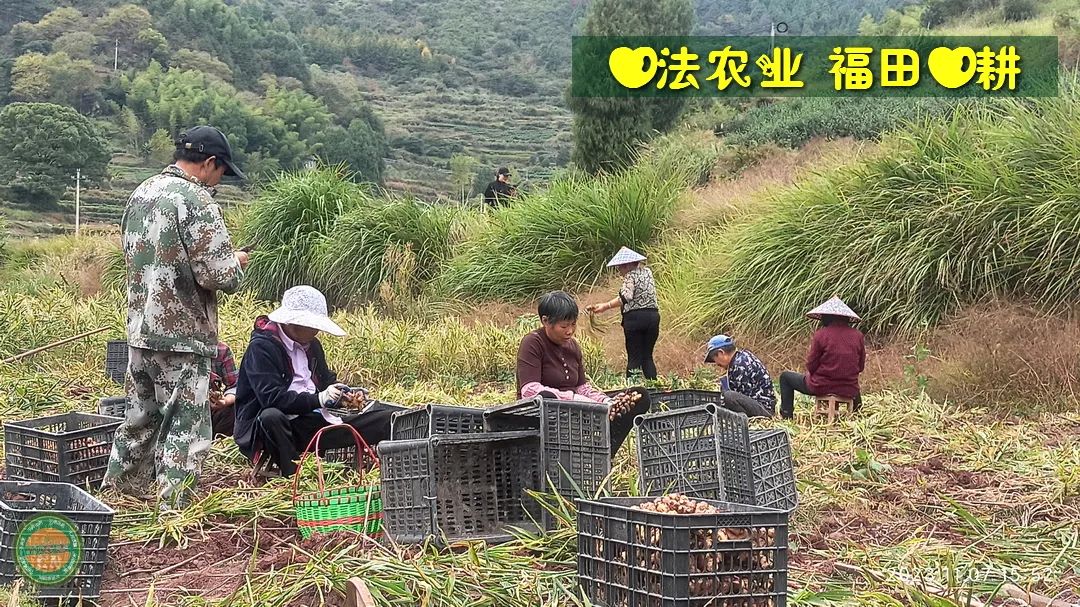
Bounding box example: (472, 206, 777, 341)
(483, 180, 515, 207)
(233, 315, 337, 457)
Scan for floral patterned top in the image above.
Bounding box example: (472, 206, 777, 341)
(619, 266, 659, 313)
(727, 349, 776, 410)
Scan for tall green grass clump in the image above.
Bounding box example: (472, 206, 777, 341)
(650, 228, 731, 337)
(236, 166, 368, 300)
(438, 145, 701, 300)
(313, 196, 472, 307)
(706, 93, 1080, 337)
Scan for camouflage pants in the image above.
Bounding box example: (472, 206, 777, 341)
(102, 347, 212, 508)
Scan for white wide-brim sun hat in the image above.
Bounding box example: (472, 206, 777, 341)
(806, 295, 861, 322)
(267, 285, 346, 336)
(606, 246, 646, 268)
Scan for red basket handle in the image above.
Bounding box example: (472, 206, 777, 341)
(291, 423, 379, 502)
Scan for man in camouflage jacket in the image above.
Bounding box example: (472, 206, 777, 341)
(103, 126, 250, 508)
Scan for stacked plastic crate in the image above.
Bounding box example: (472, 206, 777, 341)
(578, 389, 798, 607)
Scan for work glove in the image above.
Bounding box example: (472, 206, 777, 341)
(318, 383, 347, 407)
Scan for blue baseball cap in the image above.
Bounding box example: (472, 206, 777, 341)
(704, 334, 735, 362)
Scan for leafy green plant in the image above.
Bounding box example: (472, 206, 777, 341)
(904, 343, 932, 392)
(847, 448, 891, 482)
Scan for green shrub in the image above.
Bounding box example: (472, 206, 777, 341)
(1002, 0, 1037, 21)
(725, 98, 964, 148)
(313, 197, 471, 307)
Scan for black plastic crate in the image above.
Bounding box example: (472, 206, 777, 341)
(391, 404, 487, 440)
(651, 389, 726, 411)
(97, 396, 128, 418)
(0, 480, 114, 601)
(635, 405, 732, 502)
(484, 397, 610, 509)
(3, 413, 122, 490)
(635, 405, 797, 513)
(745, 430, 797, 515)
(104, 341, 128, 385)
(578, 496, 788, 607)
(378, 431, 542, 544)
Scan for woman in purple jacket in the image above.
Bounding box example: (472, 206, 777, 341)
(778, 296, 865, 420)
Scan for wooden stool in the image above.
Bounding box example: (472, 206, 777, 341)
(814, 394, 854, 424)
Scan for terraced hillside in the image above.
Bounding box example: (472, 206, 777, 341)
(366, 84, 572, 199)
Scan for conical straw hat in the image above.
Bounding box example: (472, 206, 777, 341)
(606, 246, 646, 267)
(806, 295, 861, 322)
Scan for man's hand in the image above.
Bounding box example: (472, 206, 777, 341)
(235, 250, 250, 269)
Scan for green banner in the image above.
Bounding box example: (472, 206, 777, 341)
(571, 36, 1059, 97)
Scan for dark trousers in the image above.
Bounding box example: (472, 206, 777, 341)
(211, 404, 235, 438)
(537, 388, 651, 456)
(779, 371, 861, 419)
(721, 391, 773, 418)
(255, 403, 396, 476)
(622, 308, 660, 380)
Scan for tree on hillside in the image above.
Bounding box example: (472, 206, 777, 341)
(53, 31, 99, 60)
(309, 65, 383, 127)
(316, 118, 389, 185)
(10, 52, 101, 113)
(264, 82, 335, 143)
(449, 154, 481, 201)
(569, 0, 693, 174)
(0, 103, 110, 208)
(172, 49, 233, 82)
(126, 64, 308, 172)
(34, 7, 86, 39)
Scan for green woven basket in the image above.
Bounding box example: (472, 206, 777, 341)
(292, 424, 383, 540)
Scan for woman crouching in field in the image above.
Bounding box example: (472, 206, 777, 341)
(516, 290, 651, 455)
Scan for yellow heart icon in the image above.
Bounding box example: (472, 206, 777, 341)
(608, 46, 659, 89)
(927, 47, 977, 89)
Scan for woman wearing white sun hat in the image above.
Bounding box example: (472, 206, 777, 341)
(586, 247, 661, 380)
(232, 285, 398, 476)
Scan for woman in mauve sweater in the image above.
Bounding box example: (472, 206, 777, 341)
(778, 296, 865, 419)
(516, 291, 651, 454)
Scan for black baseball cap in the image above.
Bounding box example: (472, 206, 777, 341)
(497, 167, 511, 177)
(177, 126, 245, 180)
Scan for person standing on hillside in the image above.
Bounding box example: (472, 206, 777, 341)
(778, 296, 866, 420)
(103, 126, 250, 510)
(483, 167, 517, 208)
(586, 247, 661, 380)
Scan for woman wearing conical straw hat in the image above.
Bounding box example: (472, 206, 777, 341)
(586, 246, 661, 380)
(778, 295, 866, 420)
